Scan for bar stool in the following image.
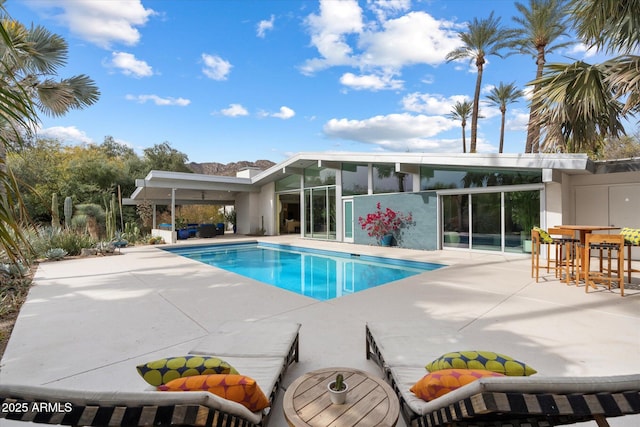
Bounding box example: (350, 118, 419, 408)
(531, 227, 576, 283)
(620, 227, 640, 284)
(584, 234, 625, 296)
(548, 227, 578, 284)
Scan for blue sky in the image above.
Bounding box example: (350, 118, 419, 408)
(8, 0, 602, 164)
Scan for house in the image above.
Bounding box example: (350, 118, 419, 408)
(125, 152, 640, 257)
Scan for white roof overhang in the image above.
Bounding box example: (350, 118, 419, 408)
(125, 152, 596, 206)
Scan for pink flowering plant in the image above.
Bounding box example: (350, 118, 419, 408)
(358, 203, 413, 242)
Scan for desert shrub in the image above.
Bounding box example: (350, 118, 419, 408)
(44, 248, 67, 261)
(31, 227, 96, 257)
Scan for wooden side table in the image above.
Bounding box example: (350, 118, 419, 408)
(283, 367, 399, 427)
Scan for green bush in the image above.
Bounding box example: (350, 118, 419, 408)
(31, 227, 96, 257)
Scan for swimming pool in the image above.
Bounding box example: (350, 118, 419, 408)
(164, 242, 444, 301)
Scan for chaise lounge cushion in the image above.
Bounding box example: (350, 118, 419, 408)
(136, 355, 239, 386)
(426, 350, 537, 376)
(159, 374, 270, 411)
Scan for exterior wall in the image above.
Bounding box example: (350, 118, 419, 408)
(543, 182, 564, 229)
(353, 192, 438, 250)
(260, 182, 276, 235)
(235, 192, 253, 235)
(567, 170, 640, 226)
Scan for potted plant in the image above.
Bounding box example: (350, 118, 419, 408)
(358, 202, 412, 246)
(327, 373, 348, 404)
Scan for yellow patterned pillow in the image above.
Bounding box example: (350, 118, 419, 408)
(621, 228, 640, 245)
(159, 374, 270, 412)
(533, 227, 553, 244)
(136, 355, 239, 386)
(426, 351, 537, 376)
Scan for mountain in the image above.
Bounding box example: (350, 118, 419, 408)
(187, 160, 276, 176)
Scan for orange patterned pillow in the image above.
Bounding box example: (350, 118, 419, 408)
(158, 374, 270, 412)
(410, 369, 504, 401)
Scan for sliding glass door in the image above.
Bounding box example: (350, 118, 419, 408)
(304, 187, 336, 240)
(442, 188, 540, 252)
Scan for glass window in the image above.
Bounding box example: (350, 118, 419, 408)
(304, 166, 336, 187)
(275, 174, 301, 192)
(442, 194, 469, 248)
(373, 164, 412, 193)
(505, 190, 540, 254)
(342, 163, 369, 196)
(471, 193, 501, 251)
(421, 167, 541, 190)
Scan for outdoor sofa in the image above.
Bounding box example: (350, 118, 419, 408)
(365, 322, 640, 427)
(0, 321, 300, 427)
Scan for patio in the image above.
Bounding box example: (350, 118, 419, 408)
(1, 235, 638, 427)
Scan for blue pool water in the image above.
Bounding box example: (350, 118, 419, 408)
(164, 242, 444, 301)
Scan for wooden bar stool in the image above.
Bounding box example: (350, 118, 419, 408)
(584, 234, 625, 296)
(620, 228, 640, 284)
(548, 227, 578, 284)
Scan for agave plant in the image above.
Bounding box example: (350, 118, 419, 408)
(44, 248, 67, 261)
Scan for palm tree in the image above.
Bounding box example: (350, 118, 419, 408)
(532, 61, 625, 154)
(446, 12, 510, 153)
(508, 0, 572, 153)
(530, 0, 639, 156)
(485, 82, 523, 153)
(447, 101, 473, 153)
(0, 20, 100, 123)
(569, 0, 640, 115)
(0, 14, 99, 263)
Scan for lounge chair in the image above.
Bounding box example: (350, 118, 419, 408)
(365, 322, 640, 427)
(0, 321, 300, 427)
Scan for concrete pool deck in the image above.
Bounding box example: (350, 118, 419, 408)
(1, 235, 639, 426)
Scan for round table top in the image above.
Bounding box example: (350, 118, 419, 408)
(283, 367, 399, 427)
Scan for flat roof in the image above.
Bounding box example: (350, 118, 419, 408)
(124, 152, 596, 205)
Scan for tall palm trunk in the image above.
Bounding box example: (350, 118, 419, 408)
(461, 121, 467, 153)
(471, 58, 485, 153)
(499, 106, 506, 153)
(525, 47, 546, 153)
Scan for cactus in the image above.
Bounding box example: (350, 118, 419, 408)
(51, 193, 60, 228)
(63, 197, 73, 229)
(333, 374, 345, 391)
(105, 194, 117, 239)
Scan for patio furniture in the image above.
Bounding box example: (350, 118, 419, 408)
(198, 223, 216, 238)
(365, 322, 640, 427)
(216, 223, 225, 235)
(531, 227, 577, 283)
(620, 227, 640, 284)
(584, 233, 625, 296)
(0, 321, 300, 427)
(283, 367, 399, 427)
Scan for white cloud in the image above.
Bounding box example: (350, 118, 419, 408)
(257, 15, 275, 38)
(402, 93, 469, 115)
(271, 106, 296, 119)
(568, 42, 598, 59)
(367, 0, 411, 22)
(340, 71, 403, 91)
(506, 111, 530, 132)
(302, 3, 462, 77)
(125, 94, 190, 106)
(301, 0, 363, 74)
(202, 54, 232, 80)
(220, 104, 249, 117)
(359, 12, 462, 68)
(110, 52, 152, 77)
(323, 113, 458, 151)
(26, 0, 155, 49)
(38, 126, 94, 144)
